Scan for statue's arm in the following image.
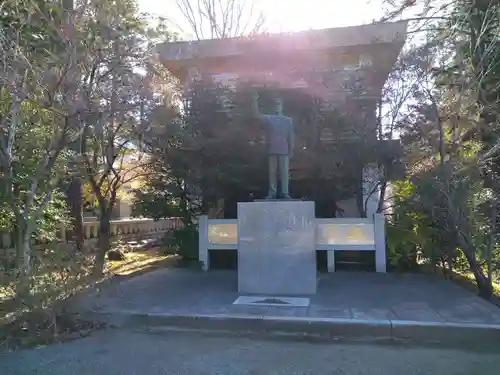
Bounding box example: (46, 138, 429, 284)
(251, 92, 262, 118)
(288, 118, 295, 157)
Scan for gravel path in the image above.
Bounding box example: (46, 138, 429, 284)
(1, 329, 499, 375)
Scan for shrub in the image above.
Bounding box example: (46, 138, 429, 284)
(162, 224, 199, 261)
(386, 225, 419, 271)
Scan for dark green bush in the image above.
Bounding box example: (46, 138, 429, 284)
(163, 224, 199, 261)
(386, 225, 420, 271)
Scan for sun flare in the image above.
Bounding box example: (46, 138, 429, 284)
(138, 0, 385, 35)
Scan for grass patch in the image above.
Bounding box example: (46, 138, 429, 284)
(0, 310, 107, 351)
(452, 271, 500, 294)
(414, 263, 500, 308)
(0, 245, 180, 351)
(421, 264, 500, 307)
(449, 271, 500, 307)
(105, 247, 180, 277)
(0, 254, 107, 351)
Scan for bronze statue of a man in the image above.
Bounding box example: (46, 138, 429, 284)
(252, 92, 294, 199)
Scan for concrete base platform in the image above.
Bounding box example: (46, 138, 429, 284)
(237, 201, 317, 295)
(79, 269, 500, 344)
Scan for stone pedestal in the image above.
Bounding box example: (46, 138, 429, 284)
(237, 201, 317, 295)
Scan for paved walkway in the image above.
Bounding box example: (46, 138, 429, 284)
(2, 329, 500, 375)
(83, 269, 500, 325)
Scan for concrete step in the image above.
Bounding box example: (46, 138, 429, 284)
(85, 310, 500, 346)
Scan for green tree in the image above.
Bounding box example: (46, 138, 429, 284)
(380, 0, 500, 298)
(68, 0, 177, 274)
(0, 0, 83, 296)
(0, 0, 178, 283)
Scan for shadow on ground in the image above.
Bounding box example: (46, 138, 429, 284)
(0, 248, 179, 352)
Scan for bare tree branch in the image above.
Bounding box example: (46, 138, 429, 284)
(176, 0, 265, 40)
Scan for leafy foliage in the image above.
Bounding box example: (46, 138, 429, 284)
(381, 0, 500, 298)
(134, 75, 386, 222)
(162, 225, 199, 262)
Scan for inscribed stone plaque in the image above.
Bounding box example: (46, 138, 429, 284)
(317, 223, 375, 246)
(237, 201, 317, 295)
(208, 223, 238, 245)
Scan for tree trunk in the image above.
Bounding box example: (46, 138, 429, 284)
(440, 256, 448, 279)
(93, 208, 111, 276)
(377, 179, 388, 213)
(457, 230, 494, 299)
(356, 174, 366, 218)
(466, 250, 494, 300)
(448, 256, 454, 280)
(15, 229, 32, 300)
(486, 198, 496, 291)
(66, 177, 84, 252)
(471, 260, 493, 300)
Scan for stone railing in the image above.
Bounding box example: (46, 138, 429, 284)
(76, 218, 183, 242)
(0, 218, 183, 250)
(198, 214, 386, 273)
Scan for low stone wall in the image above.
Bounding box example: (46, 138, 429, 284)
(78, 218, 183, 242)
(0, 218, 184, 250)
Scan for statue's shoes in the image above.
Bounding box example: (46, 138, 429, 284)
(281, 194, 292, 199)
(265, 195, 277, 200)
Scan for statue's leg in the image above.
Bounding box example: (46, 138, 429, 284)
(267, 155, 278, 199)
(279, 155, 291, 199)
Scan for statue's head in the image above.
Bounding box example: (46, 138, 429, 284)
(272, 96, 284, 115)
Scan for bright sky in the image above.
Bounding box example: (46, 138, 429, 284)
(138, 0, 387, 37)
